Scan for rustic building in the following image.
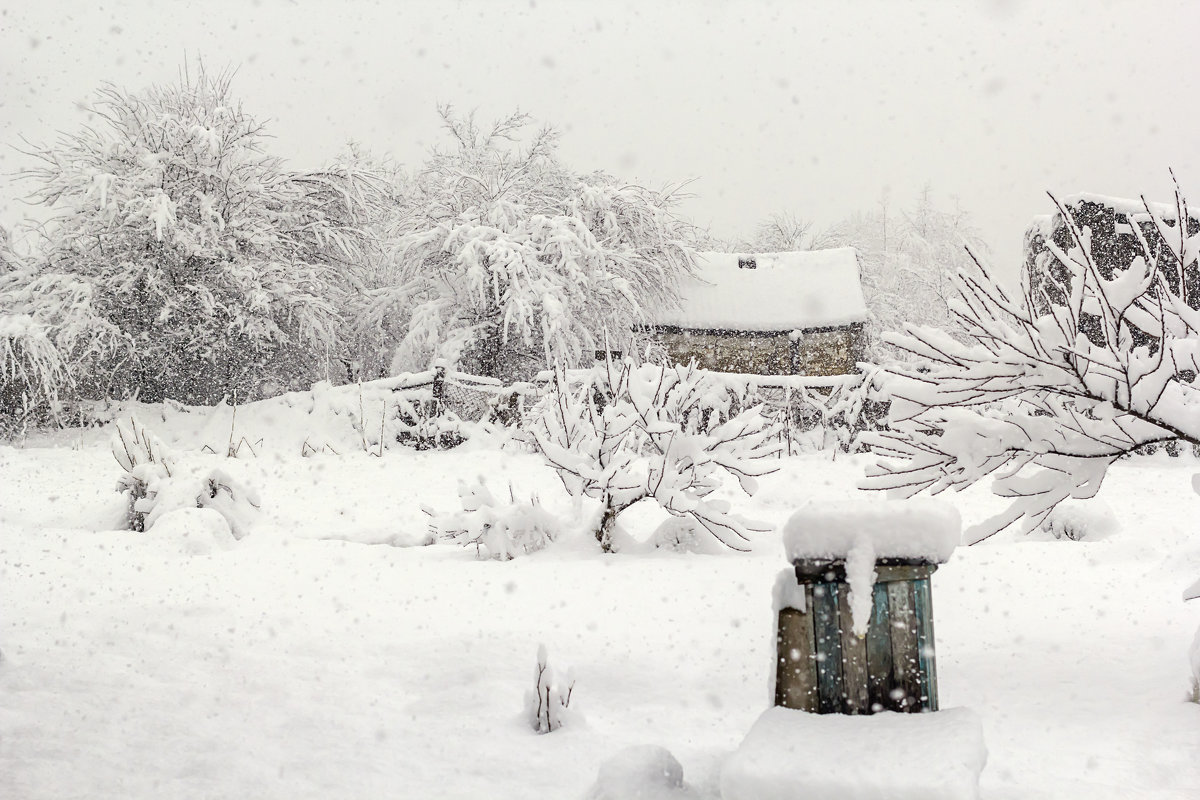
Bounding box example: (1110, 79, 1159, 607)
(647, 248, 869, 376)
(1024, 193, 1200, 346)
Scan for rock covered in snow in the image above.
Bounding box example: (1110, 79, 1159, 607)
(586, 745, 696, 800)
(721, 706, 987, 800)
(784, 499, 961, 564)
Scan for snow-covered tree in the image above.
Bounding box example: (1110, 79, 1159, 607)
(374, 108, 698, 382)
(863, 187, 1200, 543)
(528, 359, 781, 552)
(333, 143, 412, 382)
(5, 65, 382, 404)
(739, 212, 817, 253)
(821, 188, 990, 361)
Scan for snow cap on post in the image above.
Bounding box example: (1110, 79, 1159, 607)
(784, 499, 961, 564)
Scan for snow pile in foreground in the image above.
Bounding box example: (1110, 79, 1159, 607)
(783, 499, 961, 563)
(586, 744, 698, 800)
(721, 706, 987, 800)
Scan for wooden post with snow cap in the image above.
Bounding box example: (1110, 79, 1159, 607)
(772, 501, 960, 715)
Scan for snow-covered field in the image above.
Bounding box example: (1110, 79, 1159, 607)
(1, 423, 1198, 799)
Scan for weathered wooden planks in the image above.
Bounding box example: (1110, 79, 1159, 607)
(865, 580, 895, 713)
(837, 585, 871, 714)
(913, 576, 940, 711)
(774, 559, 941, 715)
(887, 580, 922, 711)
(775, 597, 818, 711)
(812, 583, 844, 714)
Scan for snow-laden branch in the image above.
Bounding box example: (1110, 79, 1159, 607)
(863, 186, 1200, 542)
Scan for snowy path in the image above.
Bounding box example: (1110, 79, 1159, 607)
(1, 445, 1198, 798)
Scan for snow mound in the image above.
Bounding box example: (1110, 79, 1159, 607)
(783, 499, 961, 563)
(651, 516, 724, 554)
(721, 706, 987, 800)
(147, 507, 236, 555)
(1037, 499, 1118, 542)
(586, 745, 696, 800)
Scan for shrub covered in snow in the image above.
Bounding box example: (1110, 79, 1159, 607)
(430, 476, 560, 560)
(112, 415, 260, 536)
(649, 515, 718, 554)
(1036, 499, 1118, 542)
(112, 415, 178, 531)
(524, 644, 575, 734)
(529, 359, 780, 552)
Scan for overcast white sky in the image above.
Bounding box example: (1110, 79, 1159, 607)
(3, 0, 1199, 273)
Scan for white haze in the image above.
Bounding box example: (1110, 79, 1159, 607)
(2, 0, 1199, 274)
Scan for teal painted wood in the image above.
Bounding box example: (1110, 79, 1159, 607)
(913, 577, 939, 711)
(886, 580, 922, 711)
(865, 581, 894, 713)
(812, 583, 844, 714)
(837, 584, 871, 714)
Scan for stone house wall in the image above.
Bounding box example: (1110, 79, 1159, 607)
(653, 323, 865, 377)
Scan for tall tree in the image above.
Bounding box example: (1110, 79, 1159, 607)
(375, 107, 698, 381)
(821, 188, 990, 362)
(5, 64, 381, 404)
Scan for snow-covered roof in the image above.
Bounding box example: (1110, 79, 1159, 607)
(653, 248, 868, 332)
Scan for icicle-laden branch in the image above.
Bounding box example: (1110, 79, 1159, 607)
(528, 359, 781, 552)
(864, 183, 1200, 542)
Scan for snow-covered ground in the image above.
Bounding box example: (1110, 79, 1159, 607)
(1, 426, 1198, 798)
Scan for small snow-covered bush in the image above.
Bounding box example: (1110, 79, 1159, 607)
(1037, 500, 1118, 542)
(431, 476, 559, 560)
(529, 359, 780, 552)
(112, 415, 260, 536)
(650, 516, 722, 554)
(524, 644, 575, 734)
(112, 415, 177, 531)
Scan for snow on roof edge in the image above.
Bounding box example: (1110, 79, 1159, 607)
(653, 247, 869, 332)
